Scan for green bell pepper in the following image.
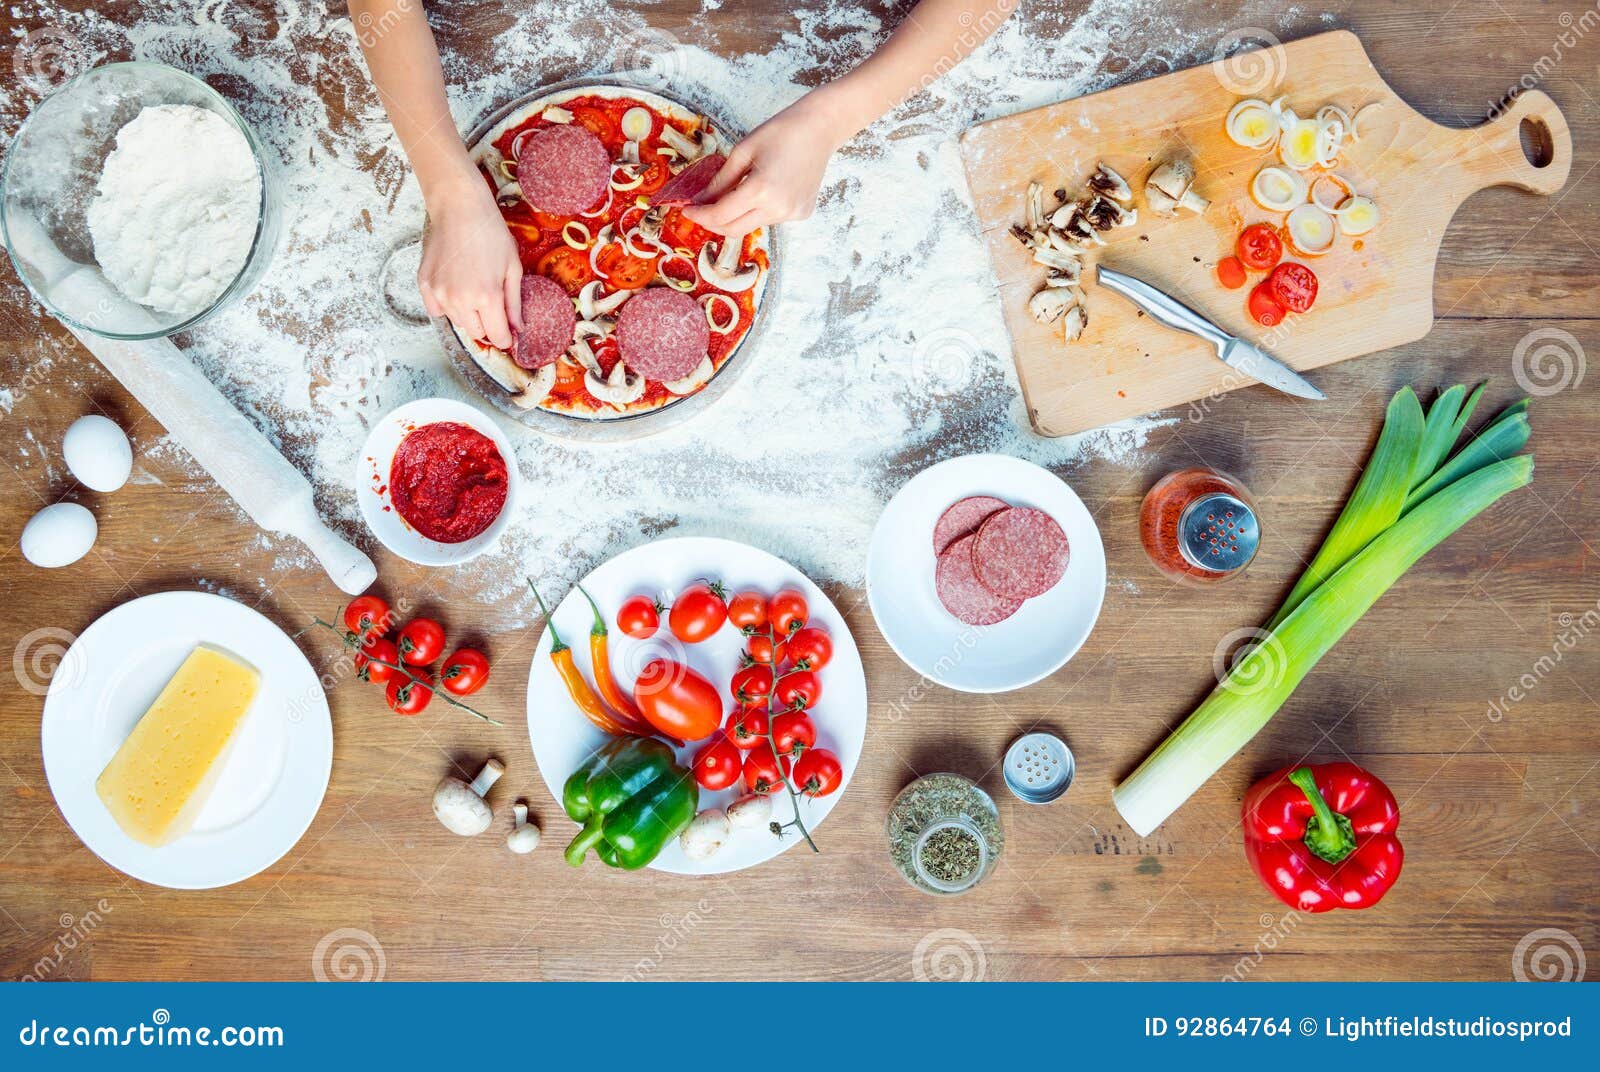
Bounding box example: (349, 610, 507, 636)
(562, 736, 697, 869)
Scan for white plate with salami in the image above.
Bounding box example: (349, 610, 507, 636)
(438, 78, 780, 442)
(526, 536, 867, 875)
(866, 453, 1106, 693)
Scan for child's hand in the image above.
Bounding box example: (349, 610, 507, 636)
(683, 95, 849, 236)
(419, 181, 522, 350)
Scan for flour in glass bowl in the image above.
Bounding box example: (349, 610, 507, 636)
(86, 103, 262, 315)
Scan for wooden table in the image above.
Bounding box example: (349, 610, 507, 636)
(1, 0, 1596, 982)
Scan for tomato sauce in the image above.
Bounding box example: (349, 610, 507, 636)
(485, 94, 770, 416)
(389, 422, 509, 544)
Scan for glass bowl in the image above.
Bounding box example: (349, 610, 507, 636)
(0, 62, 282, 339)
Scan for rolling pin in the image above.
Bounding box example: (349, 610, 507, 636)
(5, 212, 378, 595)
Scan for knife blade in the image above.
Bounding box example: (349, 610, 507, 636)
(1095, 265, 1325, 401)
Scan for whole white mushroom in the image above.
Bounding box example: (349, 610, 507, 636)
(432, 758, 504, 836)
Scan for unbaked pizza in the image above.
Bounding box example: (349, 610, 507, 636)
(458, 86, 773, 419)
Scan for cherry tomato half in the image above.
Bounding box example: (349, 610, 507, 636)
(1236, 223, 1284, 271)
(616, 594, 662, 639)
(793, 748, 843, 798)
(785, 627, 833, 671)
(727, 591, 768, 634)
(746, 634, 787, 667)
(669, 581, 728, 644)
(1215, 255, 1248, 290)
(771, 710, 817, 758)
(343, 595, 392, 639)
(354, 635, 399, 685)
(743, 748, 792, 795)
(439, 648, 491, 696)
(730, 664, 773, 705)
(774, 669, 821, 711)
(768, 589, 809, 636)
(1248, 282, 1286, 327)
(692, 733, 744, 791)
(1267, 261, 1319, 314)
(385, 676, 433, 716)
(397, 618, 446, 666)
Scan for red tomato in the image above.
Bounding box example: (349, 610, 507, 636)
(635, 155, 670, 195)
(727, 591, 768, 634)
(730, 664, 773, 705)
(746, 634, 787, 667)
(343, 595, 392, 639)
(633, 658, 722, 741)
(439, 648, 490, 696)
(771, 710, 816, 757)
(793, 749, 843, 798)
(1236, 223, 1283, 271)
(1248, 282, 1286, 327)
(568, 105, 621, 146)
(537, 247, 592, 295)
(616, 595, 662, 639)
(724, 705, 770, 750)
(692, 734, 743, 791)
(354, 635, 399, 685)
(597, 245, 656, 289)
(385, 676, 433, 716)
(768, 589, 808, 636)
(1215, 255, 1248, 290)
(669, 582, 728, 644)
(743, 748, 792, 795)
(397, 618, 445, 665)
(785, 627, 832, 671)
(774, 669, 821, 711)
(1267, 262, 1318, 313)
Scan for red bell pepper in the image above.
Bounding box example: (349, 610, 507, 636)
(1241, 762, 1403, 913)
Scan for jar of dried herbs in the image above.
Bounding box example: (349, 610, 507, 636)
(886, 773, 1003, 895)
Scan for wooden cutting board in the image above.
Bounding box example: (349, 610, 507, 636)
(959, 30, 1572, 437)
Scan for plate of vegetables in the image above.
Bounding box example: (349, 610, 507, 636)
(525, 536, 867, 874)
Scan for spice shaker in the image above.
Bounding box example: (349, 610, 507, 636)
(1139, 466, 1260, 584)
(887, 773, 1004, 895)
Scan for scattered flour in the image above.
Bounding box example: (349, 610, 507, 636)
(86, 104, 262, 316)
(0, 0, 1233, 611)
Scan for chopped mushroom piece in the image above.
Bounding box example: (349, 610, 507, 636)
(432, 758, 504, 836)
(1025, 181, 1046, 231)
(505, 800, 541, 854)
(662, 356, 714, 395)
(1045, 261, 1082, 287)
(1087, 162, 1133, 203)
(1029, 286, 1078, 326)
(585, 359, 647, 407)
(1063, 302, 1088, 342)
(1032, 245, 1082, 271)
(699, 237, 759, 293)
(1083, 195, 1137, 231)
(1144, 159, 1210, 216)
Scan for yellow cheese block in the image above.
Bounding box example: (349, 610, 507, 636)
(95, 645, 260, 847)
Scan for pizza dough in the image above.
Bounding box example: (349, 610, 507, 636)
(935, 534, 1024, 626)
(972, 507, 1071, 600)
(932, 495, 1010, 555)
(516, 124, 611, 214)
(652, 153, 726, 208)
(514, 275, 576, 369)
(616, 287, 710, 380)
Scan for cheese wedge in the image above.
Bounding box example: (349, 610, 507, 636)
(95, 645, 260, 847)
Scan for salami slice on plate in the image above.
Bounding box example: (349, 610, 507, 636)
(932, 495, 1010, 556)
(615, 286, 710, 380)
(516, 125, 611, 215)
(973, 507, 1070, 600)
(935, 534, 1023, 626)
(514, 275, 576, 369)
(652, 153, 726, 208)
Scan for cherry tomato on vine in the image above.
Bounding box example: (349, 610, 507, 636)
(746, 634, 787, 666)
(669, 581, 728, 644)
(439, 648, 491, 696)
(726, 590, 768, 634)
(385, 675, 433, 716)
(397, 618, 446, 665)
(724, 705, 770, 750)
(793, 748, 843, 798)
(768, 589, 809, 636)
(774, 669, 821, 711)
(743, 748, 792, 795)
(730, 664, 772, 705)
(771, 710, 817, 757)
(616, 595, 662, 639)
(354, 635, 399, 684)
(785, 627, 833, 671)
(1236, 223, 1284, 271)
(343, 595, 392, 639)
(692, 733, 743, 791)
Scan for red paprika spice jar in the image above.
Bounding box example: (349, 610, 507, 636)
(1139, 466, 1260, 584)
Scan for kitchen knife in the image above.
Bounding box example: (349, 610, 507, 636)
(1095, 265, 1325, 401)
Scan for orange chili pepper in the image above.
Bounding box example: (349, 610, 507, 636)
(530, 583, 632, 737)
(576, 584, 651, 729)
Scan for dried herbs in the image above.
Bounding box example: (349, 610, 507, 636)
(887, 773, 1004, 895)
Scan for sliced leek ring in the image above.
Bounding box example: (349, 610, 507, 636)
(1250, 165, 1308, 212)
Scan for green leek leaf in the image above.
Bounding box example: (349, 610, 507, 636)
(1404, 399, 1530, 513)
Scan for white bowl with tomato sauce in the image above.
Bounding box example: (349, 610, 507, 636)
(357, 397, 522, 566)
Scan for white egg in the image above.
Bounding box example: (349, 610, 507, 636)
(21, 502, 97, 568)
(62, 414, 132, 493)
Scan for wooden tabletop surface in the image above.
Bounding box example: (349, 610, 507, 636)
(1, 0, 1596, 982)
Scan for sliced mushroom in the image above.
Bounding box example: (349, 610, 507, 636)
(473, 347, 556, 409)
(585, 359, 646, 407)
(541, 105, 573, 124)
(1029, 286, 1078, 326)
(1045, 261, 1082, 287)
(637, 206, 667, 244)
(1025, 181, 1045, 232)
(661, 356, 714, 395)
(577, 281, 631, 320)
(1032, 244, 1082, 271)
(660, 122, 711, 162)
(698, 237, 759, 293)
(1063, 302, 1088, 343)
(1083, 195, 1137, 231)
(1145, 159, 1210, 215)
(1088, 162, 1133, 203)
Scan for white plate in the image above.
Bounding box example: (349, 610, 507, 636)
(356, 397, 522, 566)
(526, 536, 867, 874)
(866, 453, 1106, 694)
(40, 591, 333, 889)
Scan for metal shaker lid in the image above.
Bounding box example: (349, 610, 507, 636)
(1177, 492, 1259, 573)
